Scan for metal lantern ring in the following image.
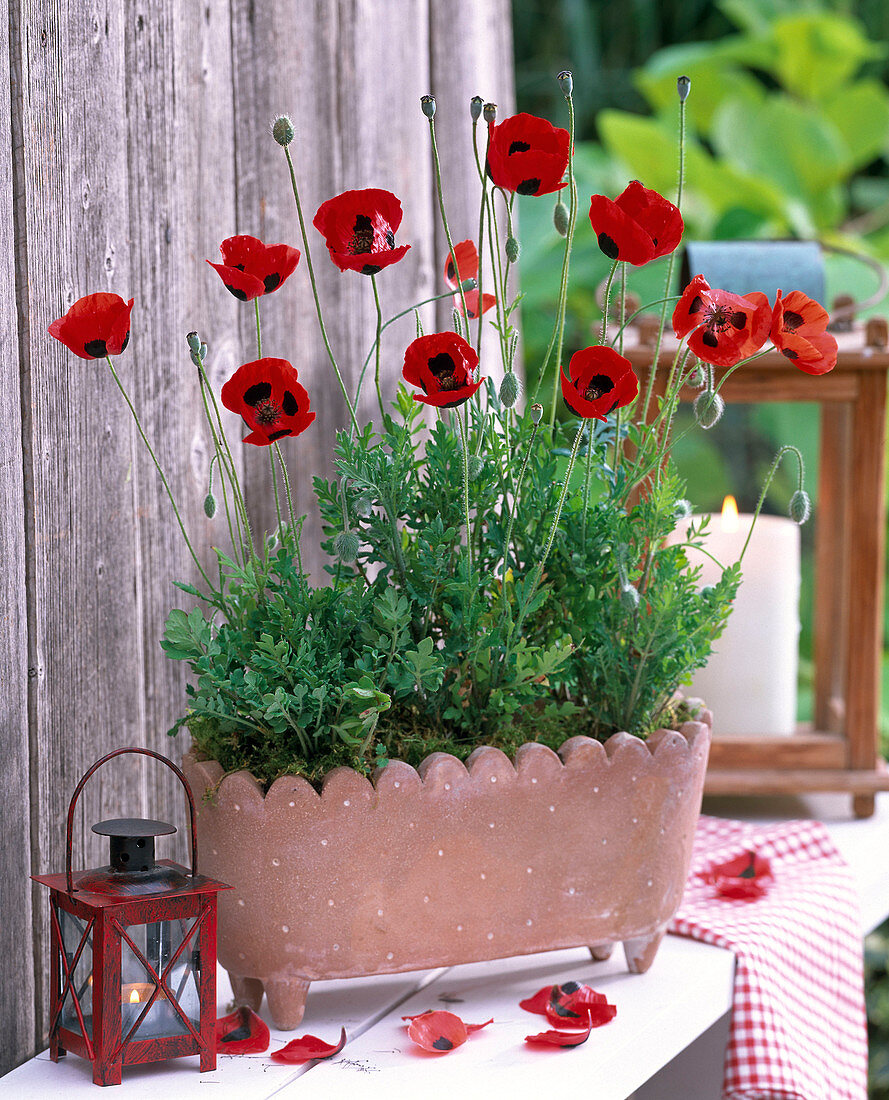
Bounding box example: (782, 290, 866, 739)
(32, 748, 230, 1086)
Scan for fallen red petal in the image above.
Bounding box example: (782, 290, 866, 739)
(519, 985, 555, 1015)
(270, 1026, 347, 1064)
(405, 1010, 469, 1053)
(215, 1006, 270, 1054)
(525, 1024, 593, 1048)
(466, 1018, 494, 1034)
(545, 983, 614, 1028)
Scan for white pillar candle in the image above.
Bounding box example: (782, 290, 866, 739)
(681, 497, 801, 736)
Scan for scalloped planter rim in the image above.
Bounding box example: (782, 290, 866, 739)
(184, 716, 711, 1029)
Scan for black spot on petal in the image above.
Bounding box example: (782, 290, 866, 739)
(508, 140, 531, 155)
(225, 284, 249, 301)
(120, 331, 130, 352)
(243, 382, 272, 406)
(267, 429, 292, 441)
(385, 229, 395, 249)
(516, 178, 541, 196)
(446, 260, 455, 282)
(783, 310, 803, 332)
(282, 390, 299, 416)
(84, 339, 108, 358)
(688, 295, 704, 315)
(263, 272, 281, 293)
(597, 232, 619, 260)
(360, 264, 382, 276)
(428, 352, 456, 379)
(221, 1023, 251, 1043)
(730, 311, 746, 330)
(781, 348, 798, 361)
(560, 982, 581, 994)
(232, 263, 246, 271)
(702, 330, 719, 348)
(432, 1036, 454, 1051)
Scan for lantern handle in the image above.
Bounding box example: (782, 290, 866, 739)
(65, 747, 198, 894)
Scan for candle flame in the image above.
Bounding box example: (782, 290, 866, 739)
(129, 989, 141, 1004)
(720, 495, 739, 533)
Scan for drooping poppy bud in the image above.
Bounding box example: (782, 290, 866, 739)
(48, 293, 134, 360)
(334, 529, 360, 562)
(789, 489, 811, 525)
(693, 390, 724, 429)
(553, 200, 569, 236)
(499, 371, 519, 408)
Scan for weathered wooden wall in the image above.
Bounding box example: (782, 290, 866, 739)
(0, 0, 514, 1075)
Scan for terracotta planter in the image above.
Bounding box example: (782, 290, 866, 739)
(183, 714, 711, 1029)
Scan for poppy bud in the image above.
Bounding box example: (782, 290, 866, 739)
(199, 342, 208, 361)
(483, 102, 497, 124)
(470, 95, 484, 121)
(620, 583, 640, 611)
(789, 489, 811, 525)
(187, 331, 201, 354)
(203, 492, 216, 519)
(354, 492, 374, 518)
(271, 115, 295, 146)
(334, 529, 360, 563)
(673, 498, 692, 520)
(685, 362, 706, 388)
(557, 70, 573, 99)
(530, 403, 543, 425)
(459, 277, 477, 292)
(500, 371, 519, 408)
(677, 75, 691, 102)
(505, 236, 520, 263)
(468, 454, 485, 480)
(553, 200, 569, 237)
(420, 94, 436, 119)
(693, 390, 724, 429)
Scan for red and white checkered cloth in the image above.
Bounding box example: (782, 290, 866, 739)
(670, 815, 868, 1100)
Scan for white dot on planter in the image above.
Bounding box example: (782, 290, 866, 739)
(444, 783, 451, 791)
(438, 849, 444, 857)
(328, 899, 334, 907)
(602, 837, 607, 845)
(333, 944, 340, 951)
(321, 839, 328, 846)
(480, 873, 486, 880)
(660, 827, 666, 835)
(490, 776, 497, 783)
(424, 895, 429, 903)
(568, 887, 576, 896)
(289, 801, 295, 807)
(647, 879, 653, 887)
(489, 822, 495, 829)
(212, 849, 217, 856)
(238, 899, 245, 907)
(631, 776, 637, 783)
(456, 925, 463, 932)
(394, 781, 400, 788)
(409, 822, 415, 828)
(282, 925, 289, 933)
(487, 932, 494, 940)
(527, 867, 533, 874)
(238, 953, 245, 960)
(631, 817, 638, 825)
(343, 799, 350, 807)
(549, 805, 555, 812)
(531, 777, 538, 784)
(377, 909, 384, 917)
(272, 858, 280, 866)
(526, 919, 533, 926)
(386, 952, 394, 961)
(593, 786, 599, 794)
(234, 803, 240, 812)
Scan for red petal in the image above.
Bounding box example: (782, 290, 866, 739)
(466, 1018, 494, 1034)
(215, 1006, 270, 1054)
(444, 240, 479, 288)
(270, 1026, 347, 1064)
(519, 986, 555, 1015)
(525, 1024, 593, 1048)
(405, 1010, 469, 1053)
(544, 983, 616, 1028)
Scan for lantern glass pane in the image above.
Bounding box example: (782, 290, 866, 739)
(120, 918, 201, 1040)
(58, 906, 93, 1039)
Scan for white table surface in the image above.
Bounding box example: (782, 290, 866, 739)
(5, 791, 888, 1100)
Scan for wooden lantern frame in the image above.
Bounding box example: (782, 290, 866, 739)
(624, 327, 889, 817)
(33, 749, 230, 1086)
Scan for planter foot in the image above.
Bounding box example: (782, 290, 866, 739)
(589, 943, 614, 961)
(230, 973, 264, 1012)
(265, 976, 311, 1030)
(623, 927, 667, 973)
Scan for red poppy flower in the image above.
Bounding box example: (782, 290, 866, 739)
(486, 112, 570, 197)
(444, 240, 496, 319)
(48, 293, 133, 360)
(588, 181, 683, 266)
(313, 188, 410, 275)
(207, 235, 301, 302)
(402, 332, 483, 408)
(672, 274, 772, 368)
(771, 290, 837, 375)
(403, 1010, 492, 1053)
(215, 1006, 270, 1054)
(560, 345, 638, 420)
(271, 1026, 347, 1064)
(221, 357, 316, 446)
(701, 850, 773, 900)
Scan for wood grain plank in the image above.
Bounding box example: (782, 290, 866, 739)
(707, 731, 846, 771)
(123, 0, 240, 860)
(228, 0, 435, 577)
(14, 0, 145, 1053)
(1, 0, 37, 1072)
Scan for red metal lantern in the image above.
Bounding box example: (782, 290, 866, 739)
(33, 748, 230, 1086)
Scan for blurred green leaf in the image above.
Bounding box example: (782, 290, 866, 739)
(823, 79, 889, 170)
(771, 12, 884, 101)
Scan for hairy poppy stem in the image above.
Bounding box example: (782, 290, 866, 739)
(104, 356, 215, 593)
(612, 262, 628, 473)
(638, 90, 687, 428)
(370, 273, 385, 421)
(456, 411, 475, 582)
(470, 117, 489, 360)
(542, 82, 578, 430)
(739, 445, 805, 564)
(254, 299, 284, 531)
(254, 298, 262, 358)
(500, 414, 541, 608)
(426, 115, 471, 327)
(282, 145, 360, 434)
(273, 442, 302, 579)
(196, 371, 245, 567)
